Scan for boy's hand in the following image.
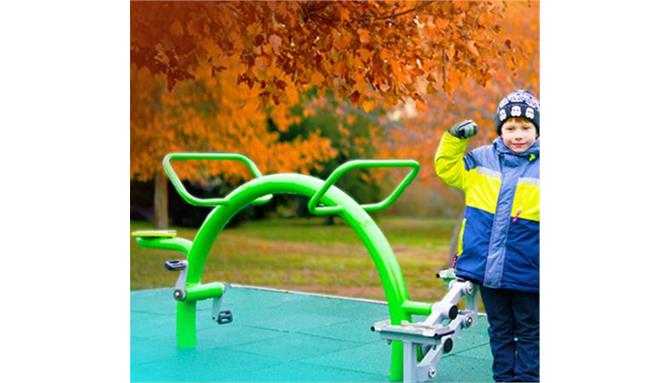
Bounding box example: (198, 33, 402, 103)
(448, 120, 478, 139)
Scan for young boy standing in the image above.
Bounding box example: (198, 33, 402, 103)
(434, 89, 540, 382)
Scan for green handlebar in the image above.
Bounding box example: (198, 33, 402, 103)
(162, 153, 272, 207)
(307, 159, 420, 216)
(135, 236, 192, 255)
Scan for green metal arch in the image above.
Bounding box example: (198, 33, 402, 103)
(177, 173, 429, 381)
(189, 173, 406, 298)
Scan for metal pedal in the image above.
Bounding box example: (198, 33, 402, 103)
(164, 259, 187, 271)
(216, 310, 233, 324)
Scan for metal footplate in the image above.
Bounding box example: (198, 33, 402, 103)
(372, 271, 479, 383)
(211, 288, 233, 325)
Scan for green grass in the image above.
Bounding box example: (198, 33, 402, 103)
(131, 217, 460, 302)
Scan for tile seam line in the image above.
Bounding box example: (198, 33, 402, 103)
(232, 283, 489, 316)
(132, 285, 489, 316)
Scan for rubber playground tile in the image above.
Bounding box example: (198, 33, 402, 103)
(448, 331, 491, 356)
(302, 342, 391, 376)
(230, 306, 352, 333)
(194, 324, 287, 350)
(131, 287, 494, 382)
(132, 304, 288, 347)
(132, 346, 283, 382)
(223, 286, 318, 309)
(131, 288, 176, 315)
(131, 336, 182, 366)
(299, 327, 491, 379)
(450, 342, 494, 361)
(224, 361, 389, 382)
(297, 317, 385, 344)
(435, 354, 493, 382)
(288, 296, 389, 320)
(131, 311, 176, 338)
(231, 332, 363, 363)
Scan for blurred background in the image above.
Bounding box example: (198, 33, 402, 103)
(130, 1, 539, 302)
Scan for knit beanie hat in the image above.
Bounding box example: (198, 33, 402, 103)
(495, 89, 540, 136)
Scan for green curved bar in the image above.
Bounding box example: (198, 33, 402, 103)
(307, 159, 420, 216)
(162, 153, 272, 207)
(135, 237, 192, 255)
(174, 172, 428, 381)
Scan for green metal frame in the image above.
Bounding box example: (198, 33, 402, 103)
(133, 152, 434, 382)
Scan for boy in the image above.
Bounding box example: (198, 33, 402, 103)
(434, 89, 540, 382)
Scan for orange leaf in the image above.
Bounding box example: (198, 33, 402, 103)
(357, 29, 370, 44)
(466, 41, 480, 57)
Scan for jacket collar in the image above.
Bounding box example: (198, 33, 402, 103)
(493, 137, 540, 160)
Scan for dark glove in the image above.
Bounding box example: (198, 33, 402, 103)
(448, 120, 478, 139)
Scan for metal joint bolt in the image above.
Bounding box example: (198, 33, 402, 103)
(173, 289, 186, 301)
(463, 316, 473, 328)
(463, 281, 473, 295)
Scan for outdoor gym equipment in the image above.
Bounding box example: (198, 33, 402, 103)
(372, 268, 479, 383)
(131, 152, 478, 383)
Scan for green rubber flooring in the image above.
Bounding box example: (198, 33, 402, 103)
(131, 286, 493, 382)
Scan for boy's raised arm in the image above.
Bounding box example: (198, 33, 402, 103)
(434, 120, 477, 191)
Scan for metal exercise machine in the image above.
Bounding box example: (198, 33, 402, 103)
(131, 153, 478, 382)
(372, 268, 479, 382)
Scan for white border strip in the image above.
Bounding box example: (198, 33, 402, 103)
(230, 283, 388, 305)
(131, 285, 488, 316)
(230, 283, 488, 316)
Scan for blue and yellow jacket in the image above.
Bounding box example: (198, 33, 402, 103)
(435, 133, 540, 293)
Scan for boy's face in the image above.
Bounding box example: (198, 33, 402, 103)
(501, 119, 538, 153)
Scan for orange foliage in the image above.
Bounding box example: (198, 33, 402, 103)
(130, 63, 335, 182)
(377, 1, 539, 214)
(131, 1, 522, 129)
(131, 1, 538, 213)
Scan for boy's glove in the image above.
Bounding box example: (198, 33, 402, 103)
(448, 120, 478, 139)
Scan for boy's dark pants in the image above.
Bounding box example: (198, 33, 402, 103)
(480, 286, 539, 382)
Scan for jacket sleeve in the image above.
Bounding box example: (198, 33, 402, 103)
(434, 132, 470, 191)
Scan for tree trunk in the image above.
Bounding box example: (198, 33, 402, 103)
(153, 172, 169, 229)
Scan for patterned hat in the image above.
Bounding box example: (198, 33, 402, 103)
(495, 89, 540, 136)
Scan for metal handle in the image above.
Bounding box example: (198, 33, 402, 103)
(307, 159, 420, 216)
(162, 152, 272, 207)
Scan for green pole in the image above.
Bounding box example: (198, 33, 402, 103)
(176, 301, 197, 347)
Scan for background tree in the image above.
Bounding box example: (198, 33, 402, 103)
(131, 1, 532, 227)
(131, 64, 335, 228)
(377, 0, 539, 260)
(275, 90, 387, 224)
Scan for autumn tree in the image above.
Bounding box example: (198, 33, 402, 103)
(275, 90, 388, 222)
(131, 1, 528, 227)
(376, 0, 539, 259)
(131, 64, 335, 228)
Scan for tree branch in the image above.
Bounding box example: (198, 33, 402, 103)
(371, 1, 434, 21)
(307, 1, 435, 24)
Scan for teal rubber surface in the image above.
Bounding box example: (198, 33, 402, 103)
(131, 286, 493, 382)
